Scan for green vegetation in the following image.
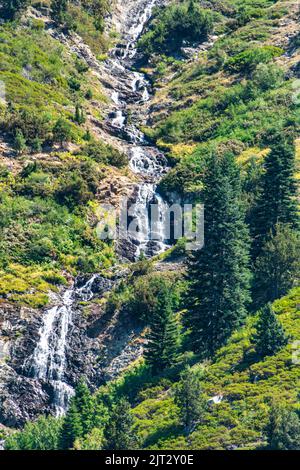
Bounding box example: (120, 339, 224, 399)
(5, 415, 63, 450)
(139, 1, 214, 57)
(252, 303, 288, 358)
(145, 281, 179, 372)
(174, 367, 207, 433)
(251, 133, 299, 259)
(266, 404, 300, 450)
(0, 0, 30, 21)
(6, 289, 300, 450)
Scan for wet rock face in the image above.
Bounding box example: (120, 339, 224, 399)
(0, 273, 144, 427)
(0, 303, 46, 426)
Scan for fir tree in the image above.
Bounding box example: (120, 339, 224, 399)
(251, 131, 298, 259)
(60, 398, 83, 449)
(51, 0, 68, 24)
(253, 224, 300, 309)
(174, 366, 207, 433)
(74, 104, 85, 125)
(14, 129, 27, 155)
(105, 399, 138, 450)
(266, 404, 300, 450)
(185, 152, 251, 357)
(144, 283, 179, 373)
(253, 303, 287, 358)
(73, 379, 94, 436)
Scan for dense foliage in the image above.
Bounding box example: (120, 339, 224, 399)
(139, 1, 214, 57)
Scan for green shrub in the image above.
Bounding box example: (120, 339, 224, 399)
(225, 46, 284, 74)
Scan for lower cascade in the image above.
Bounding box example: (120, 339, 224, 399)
(30, 276, 101, 415)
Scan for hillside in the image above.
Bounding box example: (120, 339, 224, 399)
(0, 0, 299, 454)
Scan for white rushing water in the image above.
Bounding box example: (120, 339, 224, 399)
(107, 0, 171, 258)
(31, 276, 99, 415)
(30, 1, 170, 417)
(112, 110, 126, 129)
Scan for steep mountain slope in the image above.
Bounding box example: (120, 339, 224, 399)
(0, 0, 299, 452)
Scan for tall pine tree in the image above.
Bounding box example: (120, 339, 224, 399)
(59, 379, 98, 449)
(174, 366, 207, 433)
(105, 398, 138, 450)
(185, 152, 251, 357)
(251, 131, 298, 259)
(73, 379, 95, 436)
(144, 282, 179, 373)
(253, 303, 287, 358)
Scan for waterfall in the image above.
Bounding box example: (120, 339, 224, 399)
(23, 1, 171, 421)
(106, 0, 172, 259)
(31, 276, 100, 415)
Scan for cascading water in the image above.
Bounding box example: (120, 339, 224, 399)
(31, 288, 75, 415)
(30, 275, 101, 415)
(29, 0, 171, 417)
(106, 0, 171, 259)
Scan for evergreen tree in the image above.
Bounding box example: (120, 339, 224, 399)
(174, 366, 207, 433)
(251, 131, 298, 259)
(1, 0, 30, 21)
(144, 282, 179, 373)
(253, 224, 300, 309)
(60, 398, 83, 449)
(185, 152, 251, 357)
(74, 104, 85, 125)
(105, 398, 138, 450)
(253, 303, 287, 358)
(266, 404, 300, 450)
(52, 118, 72, 147)
(73, 379, 94, 436)
(51, 0, 68, 24)
(14, 129, 27, 155)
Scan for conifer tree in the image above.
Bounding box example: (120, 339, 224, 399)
(52, 118, 72, 147)
(1, 0, 30, 21)
(174, 366, 207, 433)
(75, 104, 85, 125)
(144, 283, 179, 373)
(253, 303, 287, 358)
(253, 224, 300, 309)
(60, 398, 83, 449)
(251, 131, 298, 259)
(73, 379, 94, 436)
(51, 0, 68, 24)
(266, 404, 300, 450)
(185, 152, 251, 357)
(105, 399, 138, 450)
(14, 129, 27, 156)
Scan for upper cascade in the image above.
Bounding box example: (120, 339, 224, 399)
(102, 0, 172, 260)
